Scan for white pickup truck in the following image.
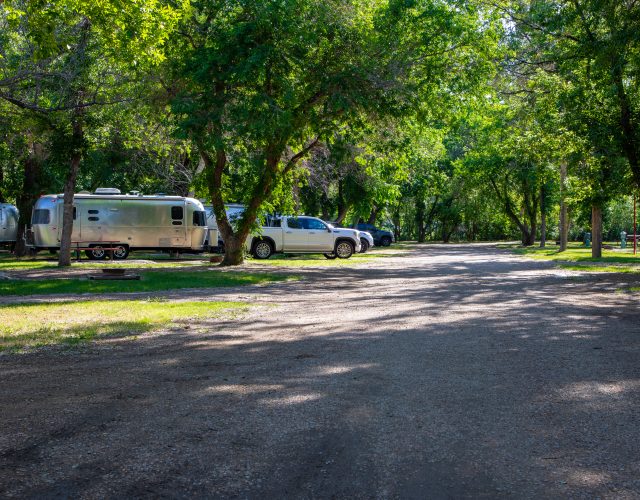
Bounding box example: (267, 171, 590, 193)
(247, 216, 362, 259)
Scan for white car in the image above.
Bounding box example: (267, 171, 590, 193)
(247, 216, 361, 259)
(327, 222, 374, 253)
(358, 231, 374, 253)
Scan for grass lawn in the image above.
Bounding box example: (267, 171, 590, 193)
(0, 252, 212, 272)
(250, 248, 408, 267)
(508, 243, 640, 273)
(0, 270, 292, 297)
(0, 299, 247, 351)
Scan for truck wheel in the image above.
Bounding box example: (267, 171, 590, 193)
(112, 245, 129, 260)
(380, 236, 392, 247)
(324, 253, 337, 260)
(253, 240, 273, 259)
(359, 238, 369, 253)
(335, 240, 354, 259)
(86, 246, 107, 260)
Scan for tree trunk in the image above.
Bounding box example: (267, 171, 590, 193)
(367, 206, 377, 225)
(14, 146, 44, 257)
(539, 184, 546, 248)
(415, 199, 426, 243)
(559, 162, 568, 251)
(612, 63, 640, 189)
(0, 164, 5, 203)
(58, 115, 84, 267)
(591, 204, 602, 259)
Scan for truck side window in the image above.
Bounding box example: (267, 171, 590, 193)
(287, 217, 302, 229)
(303, 219, 327, 230)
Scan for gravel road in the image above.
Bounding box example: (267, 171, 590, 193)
(1, 244, 640, 499)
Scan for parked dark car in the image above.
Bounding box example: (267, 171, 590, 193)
(356, 223, 394, 246)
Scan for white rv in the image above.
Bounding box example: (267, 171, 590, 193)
(31, 188, 208, 259)
(0, 203, 19, 249)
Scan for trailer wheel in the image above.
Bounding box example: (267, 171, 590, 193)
(112, 245, 129, 260)
(253, 240, 273, 259)
(323, 253, 337, 259)
(86, 246, 107, 260)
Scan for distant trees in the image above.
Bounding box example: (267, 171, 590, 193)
(0, 0, 638, 261)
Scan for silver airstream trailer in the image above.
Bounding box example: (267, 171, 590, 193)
(31, 188, 208, 259)
(0, 203, 19, 249)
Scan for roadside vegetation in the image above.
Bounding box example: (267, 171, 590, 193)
(249, 248, 409, 267)
(0, 270, 291, 297)
(1, 1, 639, 267)
(508, 243, 640, 273)
(0, 299, 247, 351)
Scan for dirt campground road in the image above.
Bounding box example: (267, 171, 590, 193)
(1, 244, 640, 499)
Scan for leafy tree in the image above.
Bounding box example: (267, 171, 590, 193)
(0, 0, 184, 264)
(169, 0, 497, 265)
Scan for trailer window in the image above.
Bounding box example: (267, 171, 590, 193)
(192, 211, 206, 226)
(171, 206, 183, 220)
(32, 209, 50, 225)
(88, 216, 99, 222)
(88, 209, 99, 214)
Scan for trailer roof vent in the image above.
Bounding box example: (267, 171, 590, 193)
(94, 188, 121, 195)
(78, 190, 91, 194)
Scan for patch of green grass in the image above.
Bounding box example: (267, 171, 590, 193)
(0, 255, 212, 272)
(250, 249, 407, 267)
(0, 270, 291, 297)
(0, 299, 246, 351)
(558, 264, 640, 273)
(512, 243, 640, 263)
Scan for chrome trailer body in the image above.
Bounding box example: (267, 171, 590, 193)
(32, 193, 207, 257)
(0, 203, 19, 248)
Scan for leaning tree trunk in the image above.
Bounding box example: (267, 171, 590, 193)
(591, 204, 603, 259)
(58, 115, 84, 267)
(559, 162, 568, 251)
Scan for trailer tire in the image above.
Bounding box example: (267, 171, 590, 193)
(335, 240, 355, 259)
(324, 253, 338, 259)
(252, 240, 273, 259)
(86, 246, 107, 260)
(112, 245, 129, 260)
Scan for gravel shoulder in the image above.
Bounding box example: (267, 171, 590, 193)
(1, 244, 640, 498)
